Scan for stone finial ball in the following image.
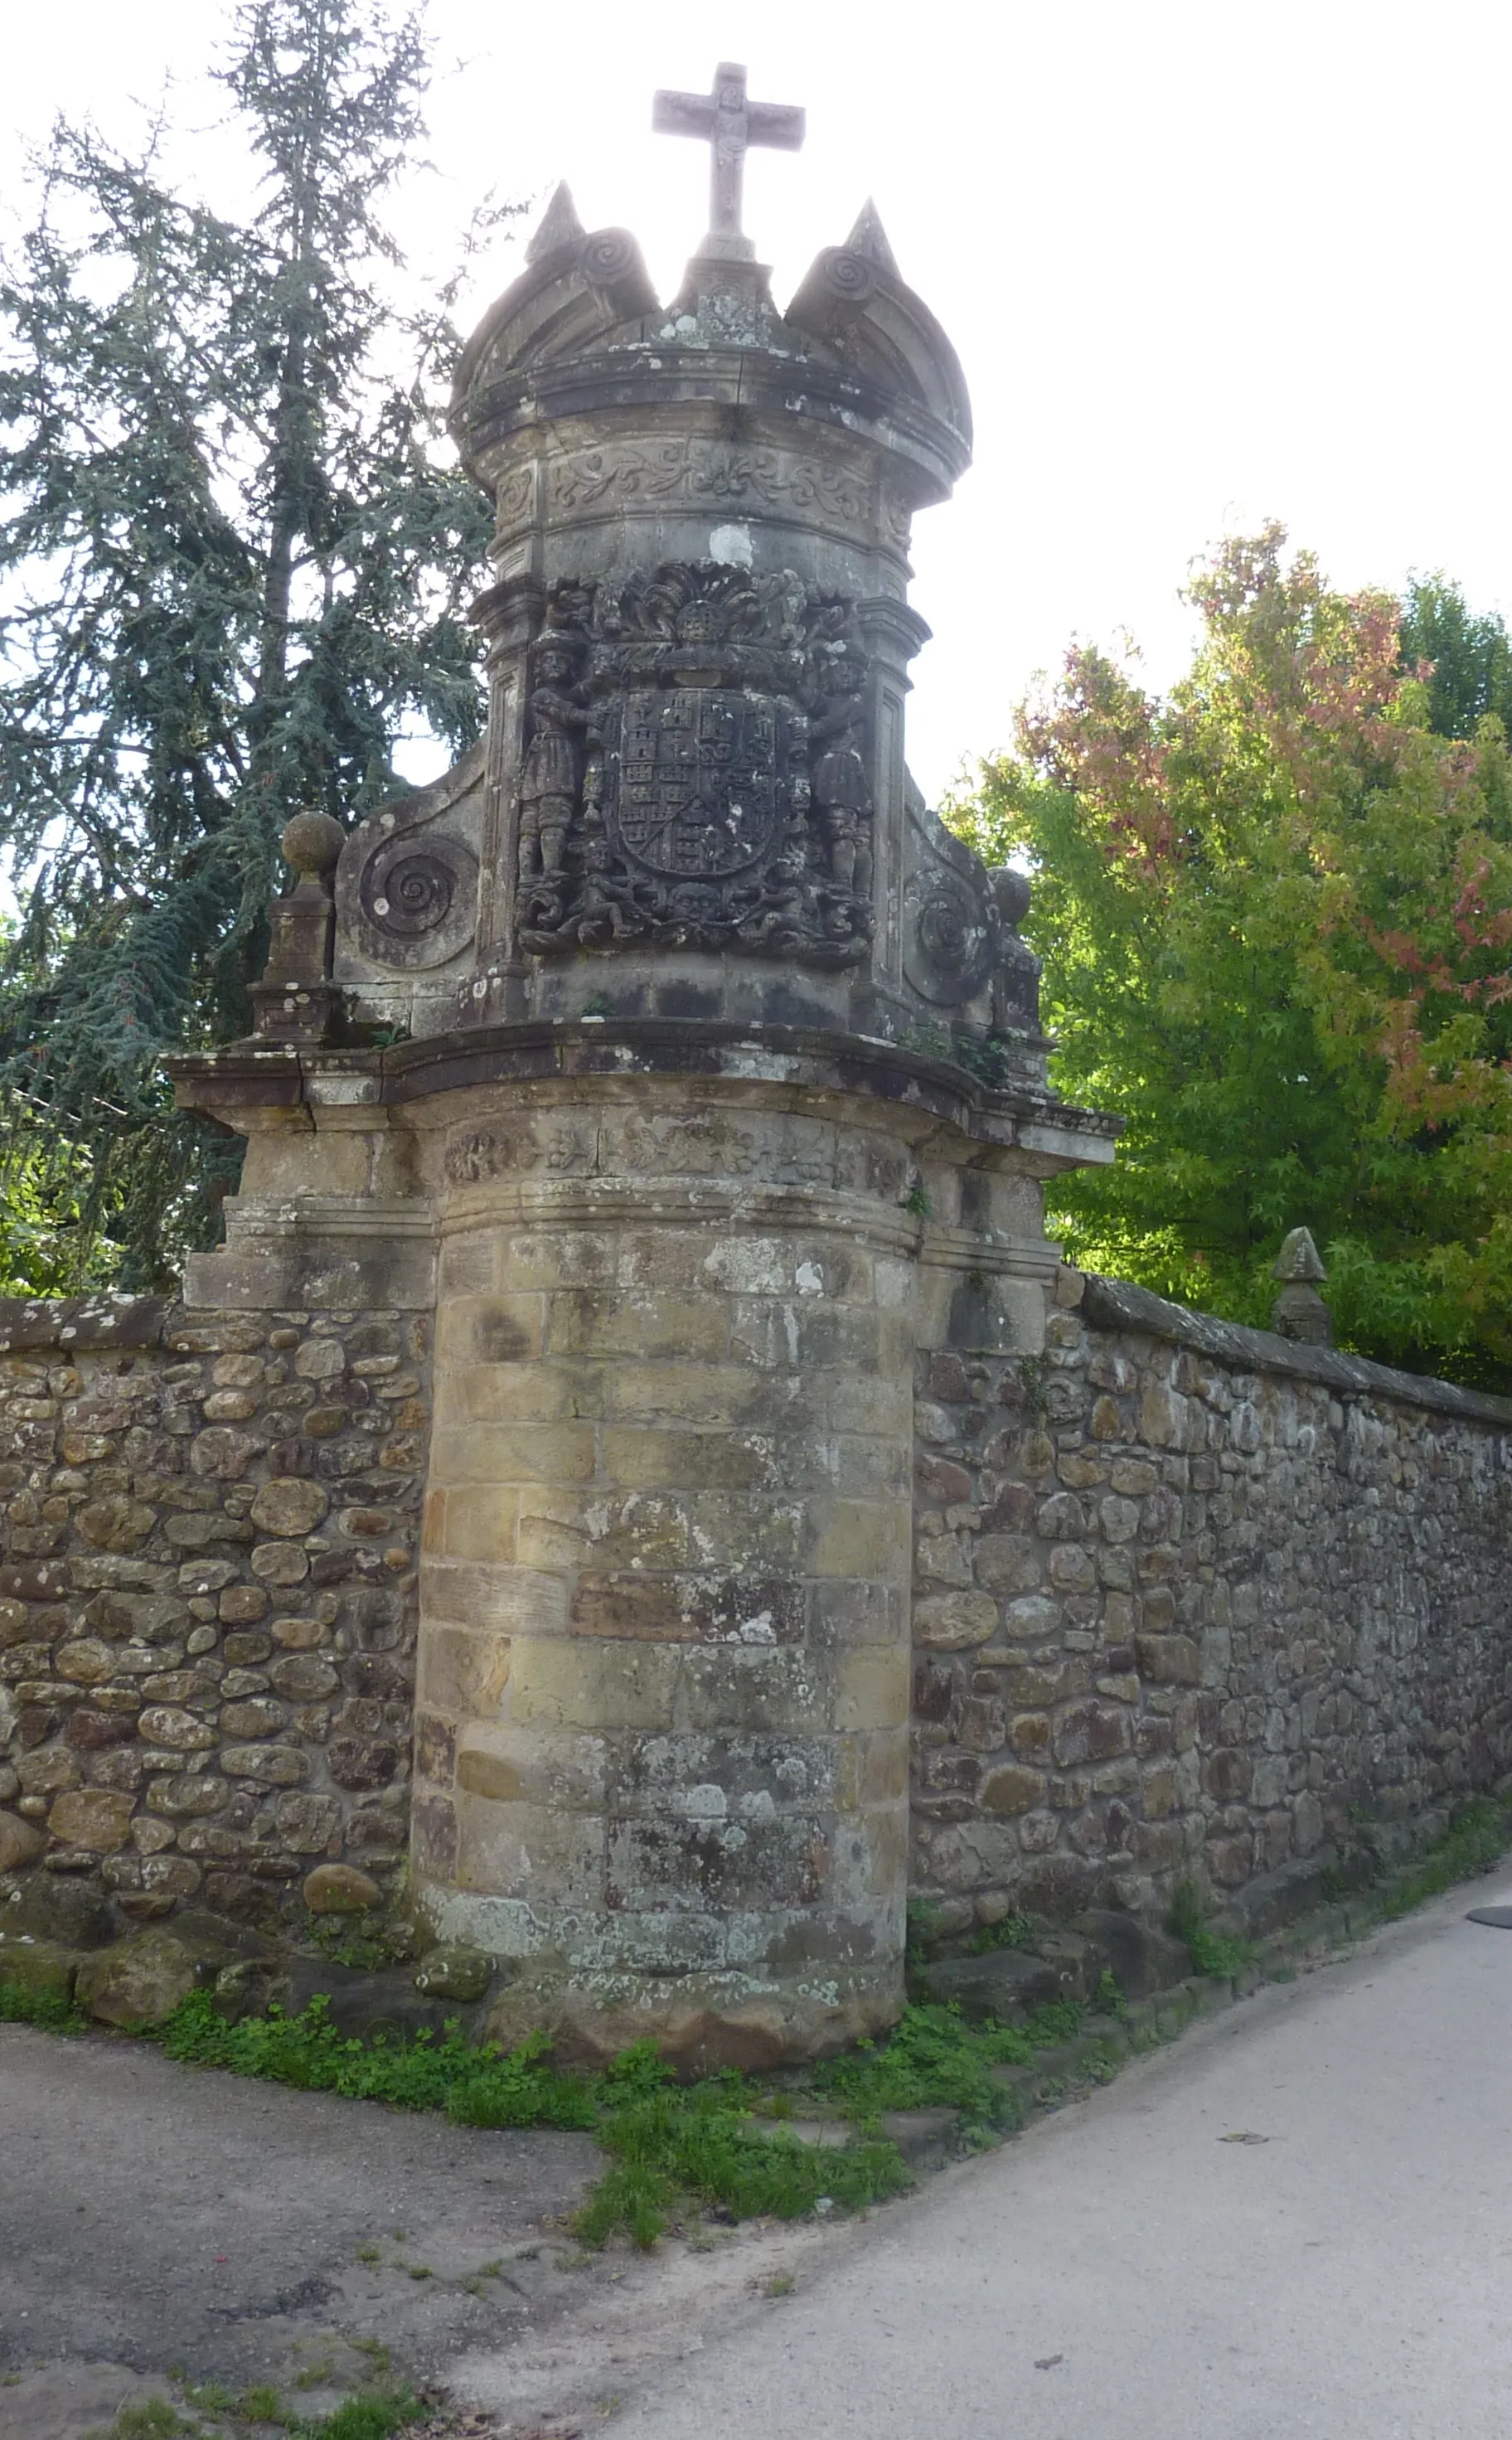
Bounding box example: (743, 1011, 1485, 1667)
(989, 865, 1031, 927)
(281, 809, 346, 878)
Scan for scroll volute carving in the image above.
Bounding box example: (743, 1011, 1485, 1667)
(334, 744, 484, 976)
(901, 798, 1041, 1033)
(786, 232, 972, 454)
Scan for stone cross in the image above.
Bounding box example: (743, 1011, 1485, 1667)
(652, 62, 805, 254)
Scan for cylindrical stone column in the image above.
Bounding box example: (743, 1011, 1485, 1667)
(410, 1073, 919, 2067)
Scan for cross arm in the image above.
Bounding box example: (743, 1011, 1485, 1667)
(652, 90, 717, 139)
(746, 103, 806, 151)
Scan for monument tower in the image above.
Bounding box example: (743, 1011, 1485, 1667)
(174, 69, 1117, 2065)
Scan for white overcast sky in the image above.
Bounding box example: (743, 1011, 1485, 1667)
(6, 0, 1510, 803)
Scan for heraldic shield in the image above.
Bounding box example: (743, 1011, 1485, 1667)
(607, 687, 794, 878)
(513, 561, 875, 961)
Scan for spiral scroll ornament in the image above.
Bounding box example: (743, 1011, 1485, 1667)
(352, 831, 479, 970)
(579, 229, 638, 289)
(362, 849, 453, 937)
(817, 247, 878, 308)
(903, 866, 999, 1006)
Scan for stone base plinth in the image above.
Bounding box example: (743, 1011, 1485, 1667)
(410, 1073, 922, 2062)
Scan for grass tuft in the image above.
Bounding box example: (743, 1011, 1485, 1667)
(1383, 1798, 1510, 1917)
(1170, 1883, 1252, 1980)
(0, 1975, 88, 2033)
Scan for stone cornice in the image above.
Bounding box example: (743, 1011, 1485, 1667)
(170, 1018, 1122, 1170)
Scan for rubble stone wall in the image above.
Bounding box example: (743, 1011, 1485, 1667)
(910, 1269, 1512, 1938)
(5, 1262, 1510, 1963)
(0, 1297, 429, 1936)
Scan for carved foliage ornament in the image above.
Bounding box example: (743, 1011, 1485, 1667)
(516, 563, 875, 963)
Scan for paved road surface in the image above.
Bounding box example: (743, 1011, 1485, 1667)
(0, 2023, 597, 2409)
(607, 1880, 1512, 2438)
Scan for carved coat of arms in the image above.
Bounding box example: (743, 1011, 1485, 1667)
(516, 563, 873, 963)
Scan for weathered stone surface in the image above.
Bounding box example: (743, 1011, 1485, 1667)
(0, 1301, 426, 1946)
(275, 1955, 478, 2046)
(412, 1943, 492, 2002)
(0, 1936, 78, 2004)
(47, 1789, 134, 1853)
(249, 1478, 330, 1537)
(1071, 1909, 1190, 2001)
(917, 1944, 1088, 2024)
(0, 1875, 112, 1948)
(75, 1929, 200, 2027)
(0, 1809, 45, 1870)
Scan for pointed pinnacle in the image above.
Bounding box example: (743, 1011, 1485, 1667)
(526, 181, 587, 264)
(843, 199, 899, 277)
(1272, 1225, 1328, 1283)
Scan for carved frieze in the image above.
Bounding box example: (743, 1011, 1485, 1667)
(514, 562, 875, 963)
(540, 438, 872, 538)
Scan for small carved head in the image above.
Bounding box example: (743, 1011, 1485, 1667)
(531, 628, 582, 682)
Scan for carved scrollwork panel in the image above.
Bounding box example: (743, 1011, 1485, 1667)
(548, 438, 871, 537)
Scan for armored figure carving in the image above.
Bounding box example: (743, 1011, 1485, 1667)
(808, 644, 874, 897)
(517, 629, 592, 889)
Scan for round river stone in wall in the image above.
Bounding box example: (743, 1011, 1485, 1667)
(303, 1863, 380, 1914)
(250, 1478, 330, 1536)
(0, 1811, 44, 1871)
(412, 1945, 493, 2002)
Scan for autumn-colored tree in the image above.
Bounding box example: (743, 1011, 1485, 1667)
(954, 527, 1512, 1385)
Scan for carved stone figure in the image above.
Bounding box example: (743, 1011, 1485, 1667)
(808, 646, 874, 896)
(516, 562, 875, 963)
(517, 629, 591, 890)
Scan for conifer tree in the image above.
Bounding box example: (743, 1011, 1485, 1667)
(0, 0, 508, 1287)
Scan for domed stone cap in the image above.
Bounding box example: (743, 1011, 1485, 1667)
(989, 866, 1032, 929)
(450, 190, 971, 506)
(281, 809, 346, 880)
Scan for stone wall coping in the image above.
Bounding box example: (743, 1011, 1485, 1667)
(0, 1293, 176, 1355)
(1079, 1271, 1512, 1429)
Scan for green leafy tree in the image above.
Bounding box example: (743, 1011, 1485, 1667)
(953, 526, 1512, 1386)
(1400, 575, 1512, 742)
(0, 0, 510, 1287)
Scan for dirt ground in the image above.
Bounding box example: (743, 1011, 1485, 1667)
(0, 2019, 846, 2440)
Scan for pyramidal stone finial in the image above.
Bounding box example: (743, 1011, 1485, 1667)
(1271, 1226, 1331, 1346)
(1272, 1225, 1327, 1284)
(526, 182, 587, 264)
(843, 198, 899, 277)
